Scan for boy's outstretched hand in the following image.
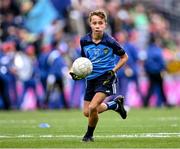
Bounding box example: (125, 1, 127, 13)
(69, 72, 83, 80)
(103, 70, 115, 85)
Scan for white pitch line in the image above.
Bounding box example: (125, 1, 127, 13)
(0, 133, 180, 138)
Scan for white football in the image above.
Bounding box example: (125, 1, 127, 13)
(72, 57, 93, 78)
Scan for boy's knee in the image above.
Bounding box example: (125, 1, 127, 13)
(83, 104, 98, 117)
(89, 105, 97, 113)
(83, 110, 89, 117)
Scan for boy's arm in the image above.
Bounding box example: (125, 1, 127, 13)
(113, 53, 128, 73)
(103, 53, 128, 85)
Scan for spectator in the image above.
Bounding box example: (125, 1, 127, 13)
(18, 45, 41, 109)
(45, 48, 69, 109)
(38, 44, 52, 93)
(143, 34, 169, 107)
(115, 31, 143, 102)
(0, 41, 17, 110)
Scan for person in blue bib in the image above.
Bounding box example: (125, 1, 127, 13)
(70, 9, 128, 142)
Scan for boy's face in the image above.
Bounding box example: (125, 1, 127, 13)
(90, 15, 106, 35)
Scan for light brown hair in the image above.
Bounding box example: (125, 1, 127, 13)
(88, 9, 107, 23)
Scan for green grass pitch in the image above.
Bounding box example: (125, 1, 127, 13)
(0, 107, 180, 148)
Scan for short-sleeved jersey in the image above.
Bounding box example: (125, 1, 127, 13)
(80, 32, 125, 80)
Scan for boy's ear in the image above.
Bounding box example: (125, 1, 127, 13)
(88, 18, 91, 25)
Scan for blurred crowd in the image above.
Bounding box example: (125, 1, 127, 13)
(0, 0, 180, 110)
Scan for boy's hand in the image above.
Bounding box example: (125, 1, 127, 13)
(69, 72, 83, 80)
(103, 70, 115, 85)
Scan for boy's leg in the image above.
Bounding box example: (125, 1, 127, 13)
(82, 94, 127, 142)
(82, 92, 106, 142)
(98, 95, 127, 119)
(85, 95, 127, 119)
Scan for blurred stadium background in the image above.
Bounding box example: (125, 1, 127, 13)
(0, 0, 180, 110)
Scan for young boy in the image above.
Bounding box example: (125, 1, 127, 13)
(70, 9, 128, 142)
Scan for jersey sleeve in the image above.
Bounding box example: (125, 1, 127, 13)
(80, 38, 86, 57)
(107, 35, 125, 56)
(112, 40, 125, 56)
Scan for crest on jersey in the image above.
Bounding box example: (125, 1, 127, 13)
(103, 48, 109, 54)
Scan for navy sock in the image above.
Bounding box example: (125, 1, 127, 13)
(106, 100, 118, 110)
(85, 126, 95, 137)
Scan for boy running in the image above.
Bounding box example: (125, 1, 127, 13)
(70, 9, 128, 142)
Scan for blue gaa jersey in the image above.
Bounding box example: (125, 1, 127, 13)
(80, 32, 125, 80)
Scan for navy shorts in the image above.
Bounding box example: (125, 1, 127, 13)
(84, 72, 117, 101)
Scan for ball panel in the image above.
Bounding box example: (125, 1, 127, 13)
(72, 57, 93, 77)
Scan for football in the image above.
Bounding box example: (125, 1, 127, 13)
(72, 57, 93, 78)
